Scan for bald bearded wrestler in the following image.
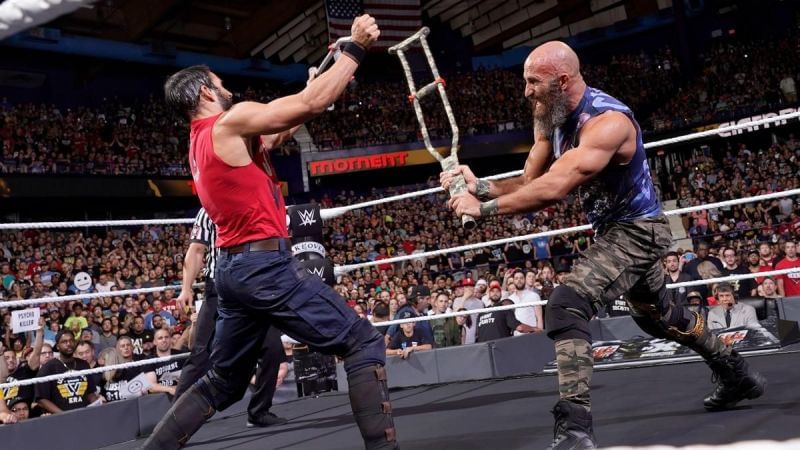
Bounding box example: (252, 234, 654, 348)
(442, 41, 765, 449)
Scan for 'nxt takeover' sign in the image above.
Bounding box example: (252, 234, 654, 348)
(309, 152, 410, 176)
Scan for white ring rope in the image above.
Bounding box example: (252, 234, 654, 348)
(335, 187, 800, 275)
(664, 267, 799, 290)
(0, 283, 205, 309)
(2, 110, 799, 230)
(0, 352, 190, 390)
(3, 263, 796, 389)
(377, 300, 548, 327)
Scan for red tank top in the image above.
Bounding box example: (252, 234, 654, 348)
(189, 113, 287, 248)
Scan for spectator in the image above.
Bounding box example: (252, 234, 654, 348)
(128, 315, 154, 356)
(775, 240, 800, 297)
(429, 292, 460, 348)
(64, 303, 89, 335)
(682, 242, 723, 281)
(720, 247, 755, 299)
(780, 73, 797, 103)
(75, 340, 104, 390)
(386, 311, 433, 359)
(144, 300, 177, 330)
(35, 330, 100, 414)
(454, 309, 472, 345)
(686, 291, 710, 321)
(1, 318, 44, 410)
(707, 283, 761, 330)
(387, 286, 433, 342)
(664, 252, 693, 306)
(507, 271, 544, 335)
(476, 281, 537, 343)
(757, 277, 781, 298)
(7, 397, 29, 422)
(97, 318, 117, 354)
(451, 278, 483, 344)
(369, 301, 392, 346)
(143, 328, 186, 396)
(98, 348, 130, 402)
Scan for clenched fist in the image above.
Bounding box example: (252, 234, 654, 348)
(351, 14, 380, 49)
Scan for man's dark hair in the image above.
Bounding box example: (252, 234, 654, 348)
(664, 251, 679, 260)
(373, 302, 389, 319)
(164, 65, 213, 118)
(76, 340, 95, 351)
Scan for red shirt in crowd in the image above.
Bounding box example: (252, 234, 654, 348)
(189, 113, 287, 248)
(775, 257, 800, 297)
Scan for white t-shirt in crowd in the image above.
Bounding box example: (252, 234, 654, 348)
(509, 289, 542, 335)
(96, 281, 116, 293)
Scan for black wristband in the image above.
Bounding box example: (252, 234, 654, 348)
(342, 42, 366, 64)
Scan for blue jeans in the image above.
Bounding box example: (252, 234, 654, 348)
(211, 243, 384, 401)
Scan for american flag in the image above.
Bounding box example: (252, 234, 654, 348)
(326, 0, 422, 49)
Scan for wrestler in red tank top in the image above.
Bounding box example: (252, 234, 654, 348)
(189, 113, 288, 248)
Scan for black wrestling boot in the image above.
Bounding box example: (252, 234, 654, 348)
(140, 381, 216, 449)
(704, 350, 766, 411)
(547, 400, 597, 450)
(347, 365, 398, 449)
(246, 411, 289, 427)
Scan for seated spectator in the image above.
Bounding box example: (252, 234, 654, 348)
(429, 292, 460, 348)
(98, 348, 130, 402)
(144, 300, 177, 330)
(507, 271, 544, 335)
(370, 301, 392, 346)
(128, 316, 154, 356)
(452, 278, 484, 344)
(454, 308, 472, 346)
(386, 311, 433, 359)
(0, 398, 18, 424)
(476, 281, 537, 343)
(775, 240, 800, 297)
(757, 277, 781, 299)
(7, 396, 29, 422)
(707, 283, 762, 330)
(686, 291, 710, 320)
(143, 328, 186, 396)
(64, 303, 89, 335)
(35, 330, 100, 413)
(75, 340, 103, 389)
(387, 286, 433, 342)
(97, 318, 117, 354)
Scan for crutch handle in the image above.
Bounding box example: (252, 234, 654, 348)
(442, 158, 476, 230)
(313, 36, 353, 75)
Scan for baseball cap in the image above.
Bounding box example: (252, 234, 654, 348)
(489, 280, 502, 290)
(460, 277, 475, 287)
(398, 310, 414, 320)
(476, 279, 487, 287)
(55, 329, 74, 344)
(687, 291, 703, 299)
(6, 396, 28, 409)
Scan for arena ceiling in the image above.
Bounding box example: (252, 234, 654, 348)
(48, 0, 674, 64)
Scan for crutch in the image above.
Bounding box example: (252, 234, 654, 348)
(389, 27, 476, 229)
(310, 36, 354, 111)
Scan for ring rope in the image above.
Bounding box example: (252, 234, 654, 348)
(0, 352, 190, 390)
(335, 187, 800, 275)
(2, 264, 795, 389)
(1, 111, 799, 230)
(0, 283, 205, 309)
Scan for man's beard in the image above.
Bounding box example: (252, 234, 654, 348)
(214, 87, 233, 111)
(532, 79, 569, 137)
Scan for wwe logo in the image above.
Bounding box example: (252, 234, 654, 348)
(297, 209, 317, 227)
(307, 266, 326, 280)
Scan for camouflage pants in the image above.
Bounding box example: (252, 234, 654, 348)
(555, 216, 672, 408)
(564, 215, 673, 309)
